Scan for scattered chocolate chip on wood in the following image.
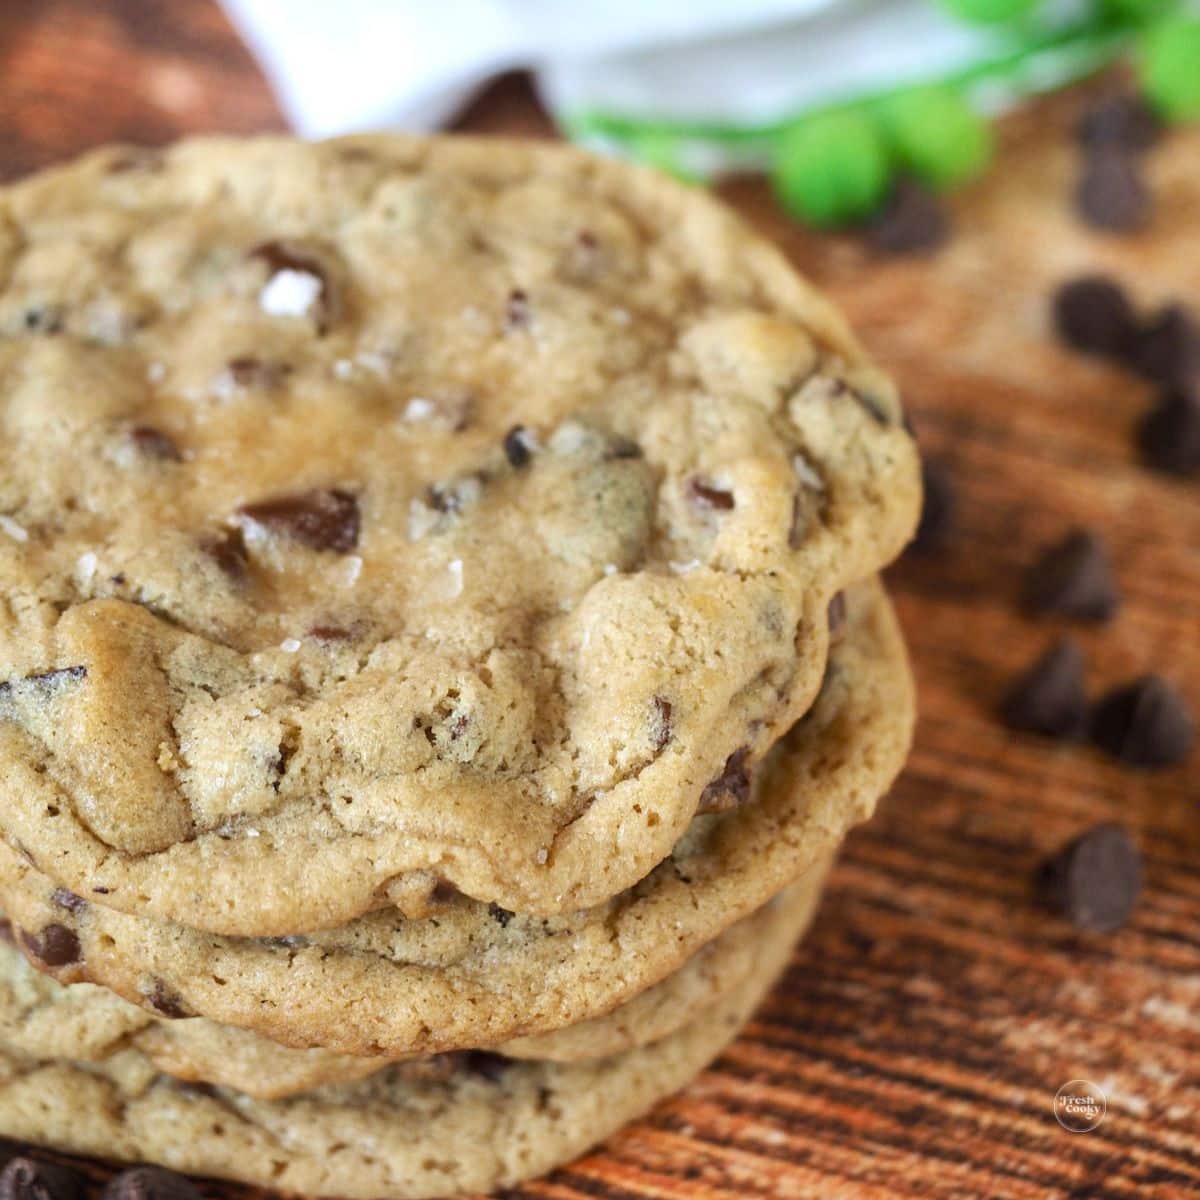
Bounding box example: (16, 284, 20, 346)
(909, 460, 955, 554)
(102, 1166, 202, 1200)
(1039, 823, 1142, 934)
(1137, 387, 1200, 477)
(1091, 675, 1195, 769)
(1075, 147, 1151, 234)
(1075, 93, 1161, 154)
(0, 1159, 86, 1200)
(1025, 529, 1119, 622)
(1052, 276, 1138, 359)
(867, 178, 948, 256)
(1001, 639, 1088, 740)
(1131, 303, 1200, 389)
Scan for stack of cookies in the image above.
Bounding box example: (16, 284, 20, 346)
(0, 135, 920, 1198)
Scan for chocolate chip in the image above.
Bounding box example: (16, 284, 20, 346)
(909, 460, 955, 554)
(607, 437, 643, 461)
(698, 747, 752, 814)
(867, 178, 948, 255)
(1025, 530, 1119, 622)
(1001, 639, 1088, 739)
(225, 356, 290, 390)
(1052, 276, 1138, 359)
(102, 1166, 201, 1200)
(688, 478, 735, 511)
(19, 923, 80, 968)
(1076, 93, 1161, 154)
(1075, 148, 1151, 234)
(146, 981, 189, 1019)
(129, 425, 182, 462)
(1091, 675, 1194, 768)
(1131, 304, 1200, 389)
(827, 592, 848, 644)
(651, 696, 673, 754)
(1039, 823, 1141, 934)
(487, 902, 514, 928)
(1137, 388, 1200, 477)
(51, 888, 86, 914)
(250, 241, 335, 331)
(22, 306, 63, 335)
(204, 528, 248, 581)
(0, 1157, 86, 1200)
(505, 289, 531, 330)
(503, 425, 534, 468)
(460, 1051, 510, 1082)
(236, 488, 360, 553)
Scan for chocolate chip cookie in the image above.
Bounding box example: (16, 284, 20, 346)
(0, 135, 920, 935)
(0, 581, 911, 1056)
(0, 880, 809, 1199)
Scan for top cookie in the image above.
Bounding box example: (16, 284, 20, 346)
(0, 135, 919, 934)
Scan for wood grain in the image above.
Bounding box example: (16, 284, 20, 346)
(0, 6, 1197, 1198)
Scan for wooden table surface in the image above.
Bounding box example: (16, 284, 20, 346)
(2, 4, 1198, 1198)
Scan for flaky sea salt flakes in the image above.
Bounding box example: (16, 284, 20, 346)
(535, 847, 549, 865)
(611, 307, 632, 326)
(332, 358, 355, 380)
(793, 452, 825, 491)
(280, 638, 302, 653)
(0, 516, 28, 543)
(670, 558, 702, 574)
(340, 555, 363, 588)
(445, 558, 464, 599)
(408, 498, 439, 541)
(260, 269, 322, 319)
(403, 396, 436, 422)
(75, 552, 98, 586)
(146, 361, 167, 383)
(245, 828, 261, 839)
(548, 420, 589, 455)
(603, 563, 619, 577)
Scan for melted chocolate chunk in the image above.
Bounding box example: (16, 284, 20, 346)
(1076, 148, 1151, 234)
(102, 1167, 201, 1200)
(146, 981, 189, 1019)
(487, 902, 514, 928)
(0, 1158, 86, 1200)
(20, 923, 80, 968)
(698, 747, 752, 814)
(129, 425, 182, 462)
(505, 289, 531, 330)
(687, 478, 735, 511)
(1039, 823, 1141, 934)
(1052, 276, 1138, 360)
(51, 888, 86, 914)
(237, 488, 360, 553)
(868, 178, 948, 256)
(1137, 388, 1200, 477)
(651, 696, 673, 754)
(1001, 639, 1088, 740)
(204, 528, 249, 581)
(1091, 675, 1194, 769)
(1025, 529, 1119, 622)
(503, 425, 534, 468)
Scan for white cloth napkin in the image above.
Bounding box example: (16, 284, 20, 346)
(221, 0, 1108, 171)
